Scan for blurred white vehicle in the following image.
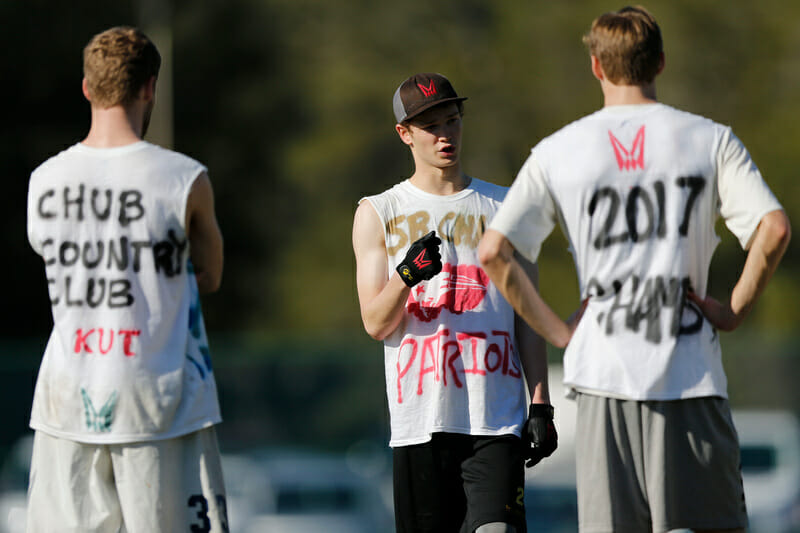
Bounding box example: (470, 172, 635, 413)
(0, 433, 31, 533)
(223, 445, 393, 533)
(734, 409, 800, 533)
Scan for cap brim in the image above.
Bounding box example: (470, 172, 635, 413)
(400, 96, 468, 123)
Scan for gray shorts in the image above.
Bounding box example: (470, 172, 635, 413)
(575, 393, 747, 533)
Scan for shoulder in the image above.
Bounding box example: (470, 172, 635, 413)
(359, 180, 408, 207)
(352, 197, 385, 247)
(468, 177, 509, 202)
(143, 143, 207, 173)
(31, 143, 81, 179)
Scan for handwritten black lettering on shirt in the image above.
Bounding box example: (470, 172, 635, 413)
(586, 275, 703, 344)
(37, 185, 145, 226)
(587, 176, 706, 249)
(34, 184, 188, 309)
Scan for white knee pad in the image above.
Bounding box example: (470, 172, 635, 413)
(475, 522, 516, 533)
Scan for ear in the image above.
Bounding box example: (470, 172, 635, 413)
(142, 76, 157, 101)
(82, 78, 91, 101)
(396, 123, 413, 146)
(656, 52, 665, 76)
(590, 55, 605, 82)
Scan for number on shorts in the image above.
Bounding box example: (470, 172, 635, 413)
(216, 494, 230, 533)
(188, 494, 211, 532)
(188, 494, 229, 533)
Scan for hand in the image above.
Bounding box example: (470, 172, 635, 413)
(396, 231, 442, 287)
(522, 404, 557, 468)
(566, 297, 590, 337)
(687, 290, 741, 332)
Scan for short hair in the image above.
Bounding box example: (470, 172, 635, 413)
(83, 26, 161, 108)
(582, 6, 663, 85)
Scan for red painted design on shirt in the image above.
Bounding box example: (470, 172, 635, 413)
(396, 329, 521, 404)
(73, 327, 141, 357)
(406, 263, 489, 322)
(609, 125, 645, 171)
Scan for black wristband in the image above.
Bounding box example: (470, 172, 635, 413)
(529, 404, 554, 418)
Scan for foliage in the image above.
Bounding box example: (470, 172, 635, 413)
(4, 0, 800, 340)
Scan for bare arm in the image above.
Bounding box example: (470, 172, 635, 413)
(479, 229, 574, 348)
(352, 201, 410, 340)
(185, 172, 223, 294)
(514, 255, 550, 405)
(690, 209, 791, 330)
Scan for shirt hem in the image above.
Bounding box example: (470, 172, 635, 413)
(567, 383, 728, 401)
(29, 416, 222, 445)
(389, 425, 522, 448)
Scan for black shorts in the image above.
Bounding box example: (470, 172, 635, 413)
(393, 433, 527, 533)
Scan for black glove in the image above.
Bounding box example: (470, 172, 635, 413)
(522, 404, 557, 468)
(396, 231, 442, 287)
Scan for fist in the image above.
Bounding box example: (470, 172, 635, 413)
(522, 404, 557, 468)
(396, 231, 442, 287)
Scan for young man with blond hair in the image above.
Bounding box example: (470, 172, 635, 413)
(480, 6, 790, 533)
(26, 26, 228, 532)
(353, 73, 557, 533)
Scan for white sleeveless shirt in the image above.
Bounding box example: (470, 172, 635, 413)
(363, 178, 527, 447)
(27, 141, 222, 443)
(490, 104, 782, 401)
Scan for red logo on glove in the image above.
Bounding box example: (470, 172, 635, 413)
(413, 249, 432, 269)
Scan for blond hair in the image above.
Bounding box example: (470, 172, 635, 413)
(83, 26, 161, 108)
(582, 6, 662, 85)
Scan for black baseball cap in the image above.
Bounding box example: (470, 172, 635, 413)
(392, 73, 467, 124)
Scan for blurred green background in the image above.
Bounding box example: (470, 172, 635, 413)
(2, 0, 799, 458)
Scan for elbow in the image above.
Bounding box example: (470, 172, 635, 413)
(202, 278, 222, 295)
(775, 212, 791, 248)
(362, 316, 398, 341)
(364, 322, 390, 342)
(477, 236, 502, 271)
(364, 324, 389, 341)
(196, 269, 223, 294)
(368, 330, 387, 342)
(764, 210, 792, 254)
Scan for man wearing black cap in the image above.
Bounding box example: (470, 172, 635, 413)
(352, 73, 557, 533)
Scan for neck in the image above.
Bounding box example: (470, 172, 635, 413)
(602, 80, 658, 107)
(82, 104, 144, 148)
(408, 165, 470, 195)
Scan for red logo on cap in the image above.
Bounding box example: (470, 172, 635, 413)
(609, 126, 645, 171)
(417, 80, 437, 98)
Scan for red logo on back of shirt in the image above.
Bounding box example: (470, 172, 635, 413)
(609, 126, 645, 171)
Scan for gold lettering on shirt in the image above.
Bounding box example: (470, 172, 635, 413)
(387, 210, 488, 254)
(407, 211, 431, 243)
(386, 215, 408, 256)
